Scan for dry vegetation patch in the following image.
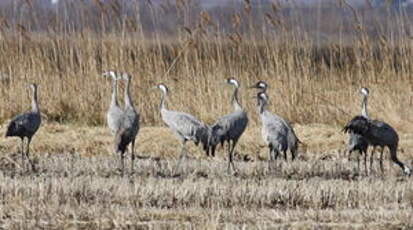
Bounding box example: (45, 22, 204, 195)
(0, 150, 412, 229)
(0, 0, 413, 228)
(0, 123, 412, 228)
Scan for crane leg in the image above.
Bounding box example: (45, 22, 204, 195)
(283, 150, 287, 162)
(174, 141, 187, 175)
(363, 150, 368, 176)
(131, 139, 135, 173)
(272, 149, 280, 168)
(120, 151, 125, 176)
(356, 150, 360, 173)
(20, 138, 25, 171)
(347, 149, 352, 162)
(26, 137, 36, 172)
(370, 146, 376, 172)
(291, 149, 296, 161)
(227, 141, 232, 173)
(210, 145, 216, 157)
(273, 149, 280, 161)
(268, 146, 274, 161)
(379, 147, 384, 175)
(228, 140, 238, 174)
(268, 147, 273, 171)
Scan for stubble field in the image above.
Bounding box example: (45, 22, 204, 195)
(0, 124, 413, 229)
(1, 1, 413, 229)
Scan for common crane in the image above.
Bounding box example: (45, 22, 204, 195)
(113, 73, 140, 174)
(254, 92, 290, 168)
(209, 78, 248, 173)
(155, 83, 210, 173)
(5, 83, 41, 171)
(249, 80, 300, 161)
(346, 87, 370, 175)
(343, 115, 411, 176)
(103, 70, 123, 135)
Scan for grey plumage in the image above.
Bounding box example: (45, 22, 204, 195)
(209, 78, 248, 173)
(249, 80, 300, 161)
(346, 87, 370, 174)
(113, 73, 140, 174)
(343, 116, 411, 176)
(5, 83, 41, 171)
(255, 92, 289, 166)
(103, 70, 123, 135)
(156, 83, 210, 173)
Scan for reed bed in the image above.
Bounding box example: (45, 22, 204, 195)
(0, 1, 411, 130)
(0, 1, 413, 229)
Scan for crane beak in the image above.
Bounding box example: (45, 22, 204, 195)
(26, 83, 36, 90)
(102, 72, 110, 78)
(218, 82, 226, 88)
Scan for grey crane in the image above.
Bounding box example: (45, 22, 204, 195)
(249, 80, 300, 161)
(5, 83, 41, 171)
(254, 92, 290, 168)
(209, 78, 249, 173)
(343, 115, 411, 176)
(103, 70, 123, 135)
(346, 87, 370, 175)
(155, 83, 210, 173)
(114, 73, 140, 174)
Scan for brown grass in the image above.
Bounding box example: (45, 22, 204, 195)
(0, 35, 412, 130)
(1, 1, 413, 229)
(1, 123, 413, 229)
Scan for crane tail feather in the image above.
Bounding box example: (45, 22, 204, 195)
(343, 115, 370, 136)
(5, 121, 17, 137)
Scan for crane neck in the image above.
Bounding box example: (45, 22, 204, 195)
(124, 78, 134, 108)
(231, 87, 242, 111)
(361, 95, 369, 118)
(160, 90, 168, 111)
(31, 86, 40, 113)
(110, 78, 119, 107)
(257, 98, 266, 115)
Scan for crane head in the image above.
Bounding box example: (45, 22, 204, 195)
(28, 83, 38, 91)
(254, 92, 269, 107)
(121, 72, 131, 81)
(360, 87, 369, 96)
(226, 78, 240, 88)
(156, 83, 169, 94)
(249, 80, 268, 90)
(257, 92, 269, 102)
(102, 70, 120, 80)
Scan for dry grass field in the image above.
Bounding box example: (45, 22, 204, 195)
(0, 123, 412, 229)
(0, 0, 413, 229)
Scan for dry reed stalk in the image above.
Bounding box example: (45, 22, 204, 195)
(0, 1, 410, 133)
